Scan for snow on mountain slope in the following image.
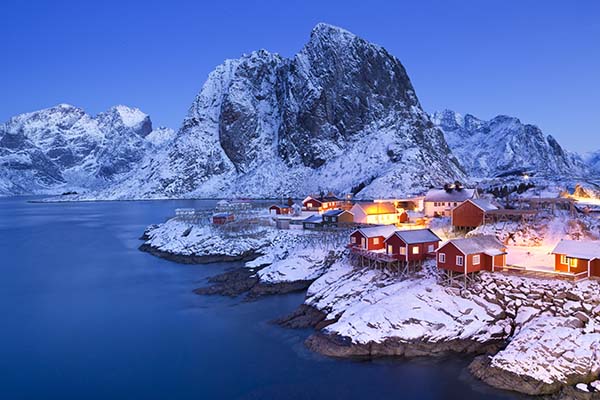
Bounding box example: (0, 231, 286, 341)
(432, 109, 588, 179)
(0, 104, 162, 195)
(100, 23, 464, 200)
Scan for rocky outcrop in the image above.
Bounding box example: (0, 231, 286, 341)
(105, 23, 464, 199)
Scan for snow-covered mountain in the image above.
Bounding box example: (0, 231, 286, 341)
(431, 109, 588, 179)
(0, 104, 173, 195)
(101, 23, 464, 199)
(583, 151, 600, 174)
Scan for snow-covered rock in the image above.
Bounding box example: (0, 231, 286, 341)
(432, 109, 588, 179)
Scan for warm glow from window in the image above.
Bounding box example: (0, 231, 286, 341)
(412, 246, 419, 254)
(373, 238, 380, 245)
(560, 255, 567, 265)
(400, 247, 406, 255)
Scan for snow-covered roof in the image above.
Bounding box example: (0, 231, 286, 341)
(439, 235, 504, 255)
(551, 240, 600, 260)
(387, 229, 441, 244)
(466, 199, 498, 212)
(424, 188, 476, 202)
(323, 209, 351, 216)
(213, 212, 233, 218)
(303, 215, 323, 223)
(354, 225, 397, 238)
(270, 203, 291, 208)
(354, 202, 397, 215)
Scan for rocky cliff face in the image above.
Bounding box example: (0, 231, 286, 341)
(0, 104, 170, 195)
(432, 109, 588, 179)
(112, 23, 464, 199)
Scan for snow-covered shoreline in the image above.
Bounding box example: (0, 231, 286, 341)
(140, 217, 600, 397)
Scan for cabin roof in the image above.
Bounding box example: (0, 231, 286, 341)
(552, 240, 600, 260)
(303, 215, 323, 223)
(439, 235, 504, 255)
(323, 209, 352, 217)
(213, 212, 233, 218)
(424, 188, 476, 203)
(388, 229, 441, 244)
(354, 202, 397, 215)
(465, 199, 499, 212)
(354, 225, 397, 238)
(270, 203, 291, 208)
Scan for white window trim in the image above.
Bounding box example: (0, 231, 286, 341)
(439, 253, 446, 263)
(560, 255, 567, 265)
(456, 255, 464, 266)
(412, 246, 419, 255)
(373, 237, 380, 245)
(428, 244, 435, 253)
(473, 255, 480, 265)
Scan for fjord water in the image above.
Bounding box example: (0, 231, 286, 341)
(0, 198, 521, 400)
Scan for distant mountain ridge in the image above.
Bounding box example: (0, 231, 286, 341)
(0, 104, 174, 195)
(431, 109, 588, 179)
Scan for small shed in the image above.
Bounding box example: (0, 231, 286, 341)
(452, 199, 498, 231)
(384, 229, 441, 261)
(212, 212, 234, 225)
(302, 214, 323, 230)
(349, 225, 397, 251)
(551, 240, 600, 277)
(322, 209, 354, 226)
(269, 204, 292, 215)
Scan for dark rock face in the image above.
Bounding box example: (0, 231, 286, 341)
(135, 23, 464, 199)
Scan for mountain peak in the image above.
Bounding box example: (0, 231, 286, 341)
(311, 23, 355, 39)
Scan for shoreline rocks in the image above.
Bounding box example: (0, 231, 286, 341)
(138, 243, 261, 264)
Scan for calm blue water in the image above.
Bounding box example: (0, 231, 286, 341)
(0, 197, 523, 399)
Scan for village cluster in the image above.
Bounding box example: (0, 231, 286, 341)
(203, 183, 600, 287)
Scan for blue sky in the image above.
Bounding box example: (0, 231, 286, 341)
(1, 0, 599, 152)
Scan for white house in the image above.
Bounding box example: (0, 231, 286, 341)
(423, 188, 478, 217)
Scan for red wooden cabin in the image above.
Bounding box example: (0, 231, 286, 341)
(349, 225, 397, 251)
(436, 235, 506, 274)
(552, 239, 600, 277)
(451, 199, 498, 231)
(269, 204, 292, 215)
(212, 212, 234, 225)
(384, 229, 441, 261)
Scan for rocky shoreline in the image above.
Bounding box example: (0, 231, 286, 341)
(138, 242, 261, 264)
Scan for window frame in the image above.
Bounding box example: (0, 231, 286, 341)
(438, 253, 446, 263)
(456, 255, 464, 266)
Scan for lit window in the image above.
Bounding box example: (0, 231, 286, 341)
(560, 255, 567, 265)
(373, 238, 380, 245)
(400, 247, 406, 255)
(456, 256, 464, 266)
(439, 253, 446, 263)
(473, 255, 480, 265)
(351, 237, 356, 243)
(387, 245, 393, 254)
(570, 258, 577, 268)
(412, 246, 419, 255)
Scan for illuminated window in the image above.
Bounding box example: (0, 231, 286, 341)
(560, 255, 567, 265)
(570, 258, 577, 268)
(373, 238, 380, 245)
(412, 246, 419, 255)
(400, 247, 406, 255)
(473, 255, 480, 265)
(456, 256, 464, 266)
(387, 245, 393, 254)
(439, 253, 446, 263)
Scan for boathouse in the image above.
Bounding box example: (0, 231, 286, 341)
(212, 212, 234, 225)
(384, 229, 441, 261)
(424, 187, 478, 217)
(551, 240, 600, 278)
(302, 214, 323, 230)
(451, 199, 498, 231)
(349, 225, 397, 251)
(322, 209, 354, 226)
(350, 202, 400, 225)
(302, 193, 342, 212)
(436, 235, 507, 286)
(269, 204, 292, 215)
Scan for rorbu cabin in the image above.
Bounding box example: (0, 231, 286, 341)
(212, 212, 234, 225)
(302, 214, 323, 230)
(322, 209, 354, 226)
(302, 193, 342, 212)
(436, 235, 507, 280)
(384, 229, 441, 262)
(551, 240, 600, 278)
(424, 187, 478, 217)
(269, 204, 292, 215)
(451, 199, 498, 232)
(349, 225, 397, 251)
(350, 202, 400, 225)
